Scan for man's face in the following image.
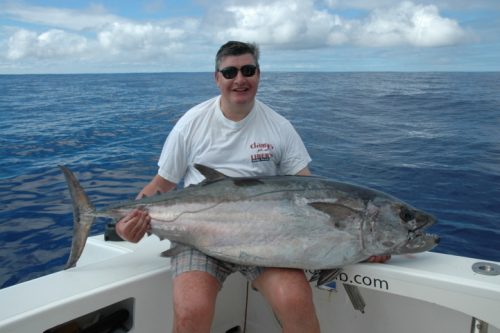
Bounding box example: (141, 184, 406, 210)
(215, 53, 260, 112)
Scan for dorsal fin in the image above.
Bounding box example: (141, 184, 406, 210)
(233, 178, 264, 187)
(194, 164, 227, 182)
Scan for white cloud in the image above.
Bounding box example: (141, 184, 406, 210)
(0, 0, 473, 72)
(1, 2, 199, 63)
(214, 1, 347, 48)
(325, 0, 397, 10)
(6, 29, 89, 60)
(216, 1, 331, 46)
(352, 1, 468, 47)
(213, 0, 467, 48)
(97, 21, 186, 57)
(324, 0, 500, 10)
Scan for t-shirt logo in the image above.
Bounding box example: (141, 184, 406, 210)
(250, 142, 274, 163)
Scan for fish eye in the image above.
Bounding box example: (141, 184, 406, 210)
(399, 207, 415, 222)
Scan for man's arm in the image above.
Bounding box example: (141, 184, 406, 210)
(295, 166, 311, 176)
(115, 175, 176, 243)
(137, 174, 177, 199)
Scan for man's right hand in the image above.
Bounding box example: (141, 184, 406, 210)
(115, 174, 175, 243)
(115, 209, 151, 243)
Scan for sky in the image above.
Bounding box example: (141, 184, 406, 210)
(0, 0, 499, 73)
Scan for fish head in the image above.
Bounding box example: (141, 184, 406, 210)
(362, 198, 439, 256)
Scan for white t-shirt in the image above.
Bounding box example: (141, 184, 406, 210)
(158, 96, 311, 187)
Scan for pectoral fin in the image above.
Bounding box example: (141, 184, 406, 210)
(309, 202, 361, 229)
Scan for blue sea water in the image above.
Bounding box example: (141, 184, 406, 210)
(1, 72, 499, 289)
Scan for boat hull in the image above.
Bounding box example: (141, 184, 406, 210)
(0, 235, 499, 333)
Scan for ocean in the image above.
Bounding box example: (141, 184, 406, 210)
(1, 72, 499, 289)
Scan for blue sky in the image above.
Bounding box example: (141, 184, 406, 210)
(0, 0, 499, 73)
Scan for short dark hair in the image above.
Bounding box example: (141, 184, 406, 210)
(215, 41, 260, 71)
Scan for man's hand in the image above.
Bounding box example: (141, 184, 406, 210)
(115, 209, 151, 243)
(115, 175, 176, 243)
(365, 255, 391, 263)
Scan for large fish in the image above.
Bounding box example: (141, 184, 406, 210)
(61, 164, 439, 275)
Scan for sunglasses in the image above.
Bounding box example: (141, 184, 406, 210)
(218, 65, 258, 79)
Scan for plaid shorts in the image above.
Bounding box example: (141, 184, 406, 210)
(171, 245, 265, 285)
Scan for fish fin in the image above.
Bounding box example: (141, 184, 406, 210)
(233, 178, 264, 187)
(309, 268, 343, 286)
(161, 244, 190, 257)
(309, 202, 360, 229)
(343, 284, 366, 314)
(194, 164, 227, 183)
(194, 164, 264, 187)
(59, 165, 96, 269)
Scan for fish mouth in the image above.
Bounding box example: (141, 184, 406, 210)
(398, 230, 440, 253)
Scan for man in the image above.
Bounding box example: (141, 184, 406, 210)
(116, 41, 388, 332)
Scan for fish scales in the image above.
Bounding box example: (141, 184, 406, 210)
(148, 187, 362, 268)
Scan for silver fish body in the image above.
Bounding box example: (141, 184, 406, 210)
(61, 164, 438, 270)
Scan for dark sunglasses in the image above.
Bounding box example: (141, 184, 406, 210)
(218, 65, 258, 79)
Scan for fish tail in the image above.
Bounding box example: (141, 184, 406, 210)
(59, 165, 96, 269)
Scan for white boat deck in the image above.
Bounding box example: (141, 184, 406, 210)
(0, 235, 499, 333)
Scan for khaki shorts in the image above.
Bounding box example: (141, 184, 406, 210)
(171, 246, 265, 285)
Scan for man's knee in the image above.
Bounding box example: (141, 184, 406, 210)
(172, 271, 220, 332)
(275, 281, 315, 313)
(255, 268, 315, 313)
(264, 276, 320, 332)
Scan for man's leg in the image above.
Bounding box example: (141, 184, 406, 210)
(172, 271, 221, 333)
(253, 268, 320, 333)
